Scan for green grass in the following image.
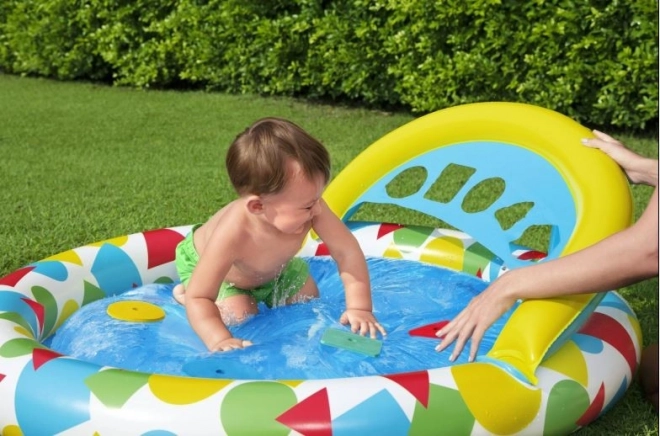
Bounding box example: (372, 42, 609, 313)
(1, 74, 657, 435)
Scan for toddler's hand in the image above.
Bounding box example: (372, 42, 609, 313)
(340, 309, 387, 339)
(210, 337, 253, 352)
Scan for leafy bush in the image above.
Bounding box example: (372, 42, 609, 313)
(0, 0, 657, 128)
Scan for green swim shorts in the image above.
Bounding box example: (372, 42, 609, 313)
(174, 225, 310, 308)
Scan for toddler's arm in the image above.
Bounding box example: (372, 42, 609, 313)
(185, 228, 252, 351)
(313, 199, 386, 338)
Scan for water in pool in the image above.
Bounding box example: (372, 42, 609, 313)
(48, 256, 517, 380)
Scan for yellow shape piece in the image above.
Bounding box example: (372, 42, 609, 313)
(2, 425, 23, 436)
(107, 301, 165, 323)
(44, 249, 83, 266)
(539, 341, 588, 387)
(420, 236, 464, 270)
(54, 299, 80, 331)
(89, 236, 129, 247)
(149, 374, 232, 404)
(452, 362, 541, 435)
(13, 326, 32, 338)
(278, 380, 304, 388)
(487, 295, 593, 385)
(383, 243, 403, 259)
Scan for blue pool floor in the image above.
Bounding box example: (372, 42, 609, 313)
(48, 257, 517, 380)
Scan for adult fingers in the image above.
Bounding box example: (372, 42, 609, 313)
(449, 322, 476, 362)
(436, 303, 473, 339)
(467, 326, 486, 362)
(436, 312, 463, 339)
(581, 137, 614, 151)
(435, 332, 456, 353)
(435, 317, 467, 353)
(592, 129, 617, 143)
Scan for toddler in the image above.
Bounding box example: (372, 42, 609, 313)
(174, 117, 386, 351)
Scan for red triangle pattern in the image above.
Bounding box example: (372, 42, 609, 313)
(315, 243, 330, 256)
(21, 298, 45, 335)
(33, 348, 63, 370)
(385, 370, 430, 407)
(0, 266, 35, 287)
(377, 223, 404, 239)
(143, 229, 186, 269)
(276, 388, 332, 436)
(0, 373, 5, 383)
(576, 382, 605, 426)
(475, 268, 482, 278)
(578, 312, 637, 376)
(408, 321, 449, 339)
(517, 250, 546, 261)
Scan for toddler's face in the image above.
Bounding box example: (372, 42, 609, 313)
(261, 163, 326, 235)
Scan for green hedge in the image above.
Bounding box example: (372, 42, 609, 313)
(1, 0, 657, 128)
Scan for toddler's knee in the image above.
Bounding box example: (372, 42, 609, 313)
(216, 298, 258, 325)
(173, 284, 186, 305)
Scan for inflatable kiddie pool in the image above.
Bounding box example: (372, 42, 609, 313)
(0, 103, 642, 435)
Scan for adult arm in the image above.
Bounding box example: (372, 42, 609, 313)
(436, 186, 658, 361)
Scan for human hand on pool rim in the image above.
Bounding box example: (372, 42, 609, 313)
(340, 309, 387, 339)
(582, 130, 658, 186)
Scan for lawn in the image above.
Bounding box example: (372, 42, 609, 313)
(1, 73, 657, 435)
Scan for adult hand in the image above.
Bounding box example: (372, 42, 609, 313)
(435, 276, 518, 362)
(582, 130, 657, 186)
(340, 309, 387, 338)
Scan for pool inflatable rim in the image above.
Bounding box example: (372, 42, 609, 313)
(0, 222, 641, 435)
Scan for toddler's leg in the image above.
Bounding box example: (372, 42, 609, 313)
(216, 294, 259, 325)
(286, 276, 320, 305)
(173, 284, 186, 305)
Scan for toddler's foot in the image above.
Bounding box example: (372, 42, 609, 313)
(173, 284, 186, 305)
